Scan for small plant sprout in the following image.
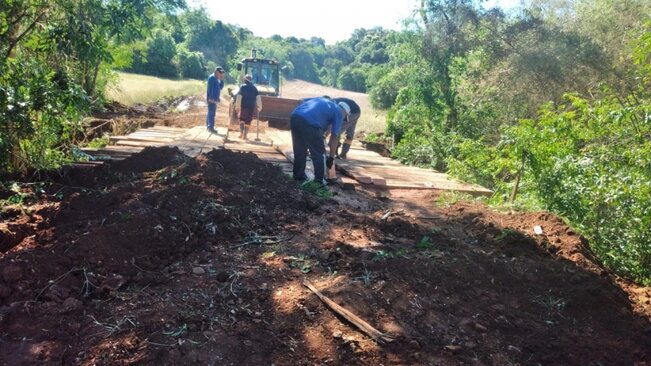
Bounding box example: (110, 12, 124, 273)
(417, 236, 433, 250)
(373, 250, 393, 261)
(533, 291, 567, 323)
(89, 315, 137, 337)
(359, 266, 374, 286)
(395, 248, 410, 259)
(495, 228, 519, 241)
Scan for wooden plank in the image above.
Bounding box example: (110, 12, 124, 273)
(80, 150, 132, 158)
(142, 126, 188, 131)
(129, 132, 179, 139)
(225, 145, 278, 155)
(131, 128, 181, 135)
(72, 160, 106, 166)
(169, 126, 226, 157)
(109, 136, 175, 144)
(100, 145, 144, 153)
(70, 162, 103, 169)
(115, 140, 167, 147)
(303, 280, 394, 344)
(337, 154, 490, 194)
(340, 176, 358, 191)
(261, 127, 492, 194)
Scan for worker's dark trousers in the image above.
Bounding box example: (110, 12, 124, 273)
(290, 115, 326, 183)
(205, 103, 217, 130)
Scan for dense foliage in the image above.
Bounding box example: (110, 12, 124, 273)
(1, 0, 185, 174)
(386, 0, 651, 283)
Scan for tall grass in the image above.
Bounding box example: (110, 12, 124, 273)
(106, 72, 205, 106)
(356, 109, 387, 135)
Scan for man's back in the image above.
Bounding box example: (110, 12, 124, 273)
(292, 97, 343, 135)
(238, 81, 259, 108)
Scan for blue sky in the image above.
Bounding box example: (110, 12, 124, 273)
(192, 0, 521, 45)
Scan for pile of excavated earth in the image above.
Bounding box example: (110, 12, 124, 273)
(0, 89, 649, 365)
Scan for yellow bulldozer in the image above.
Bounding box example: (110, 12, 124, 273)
(228, 49, 300, 130)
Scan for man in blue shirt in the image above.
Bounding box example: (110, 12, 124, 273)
(206, 66, 225, 133)
(290, 97, 350, 185)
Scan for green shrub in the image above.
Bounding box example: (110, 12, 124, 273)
(177, 48, 207, 80)
(502, 93, 651, 284)
(0, 58, 88, 174)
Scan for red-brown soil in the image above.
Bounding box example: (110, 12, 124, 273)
(1, 90, 650, 365)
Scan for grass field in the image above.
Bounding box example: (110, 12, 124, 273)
(106, 72, 205, 105)
(106, 73, 388, 135)
(356, 109, 387, 136)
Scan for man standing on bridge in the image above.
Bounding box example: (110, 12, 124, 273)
(332, 97, 361, 159)
(206, 66, 225, 133)
(234, 74, 262, 140)
(290, 97, 350, 185)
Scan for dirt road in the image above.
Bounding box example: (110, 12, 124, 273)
(0, 90, 650, 365)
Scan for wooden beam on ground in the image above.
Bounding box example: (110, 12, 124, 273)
(109, 135, 175, 144)
(100, 145, 144, 153)
(114, 140, 167, 147)
(303, 280, 395, 344)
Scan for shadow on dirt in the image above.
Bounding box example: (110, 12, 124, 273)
(0, 146, 649, 365)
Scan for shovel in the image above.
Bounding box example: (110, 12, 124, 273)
(254, 110, 261, 142)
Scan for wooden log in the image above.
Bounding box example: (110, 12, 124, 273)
(114, 140, 167, 147)
(303, 279, 395, 344)
(370, 177, 387, 186)
(339, 176, 358, 191)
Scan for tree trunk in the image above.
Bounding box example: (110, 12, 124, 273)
(509, 152, 527, 204)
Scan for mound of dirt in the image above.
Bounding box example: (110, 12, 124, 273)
(0, 147, 649, 365)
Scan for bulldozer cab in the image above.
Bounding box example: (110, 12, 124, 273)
(236, 51, 281, 97)
(229, 49, 300, 130)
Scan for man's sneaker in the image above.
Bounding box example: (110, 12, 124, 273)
(207, 128, 217, 134)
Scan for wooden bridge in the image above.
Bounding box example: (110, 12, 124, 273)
(80, 125, 492, 195)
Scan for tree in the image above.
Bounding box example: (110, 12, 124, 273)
(183, 8, 239, 66)
(144, 30, 178, 78)
(337, 66, 367, 92)
(0, 0, 186, 174)
(287, 47, 320, 82)
(419, 0, 481, 130)
(177, 47, 207, 79)
(353, 28, 392, 65)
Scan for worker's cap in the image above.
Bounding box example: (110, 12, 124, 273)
(215, 66, 225, 73)
(338, 101, 351, 116)
(244, 74, 252, 81)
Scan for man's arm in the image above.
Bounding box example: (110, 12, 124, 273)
(327, 134, 338, 159)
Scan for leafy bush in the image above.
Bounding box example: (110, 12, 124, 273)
(387, 90, 452, 171)
(87, 136, 110, 148)
(0, 58, 88, 174)
(369, 73, 400, 109)
(177, 48, 206, 80)
(502, 92, 651, 284)
(336, 66, 367, 92)
(145, 31, 179, 78)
